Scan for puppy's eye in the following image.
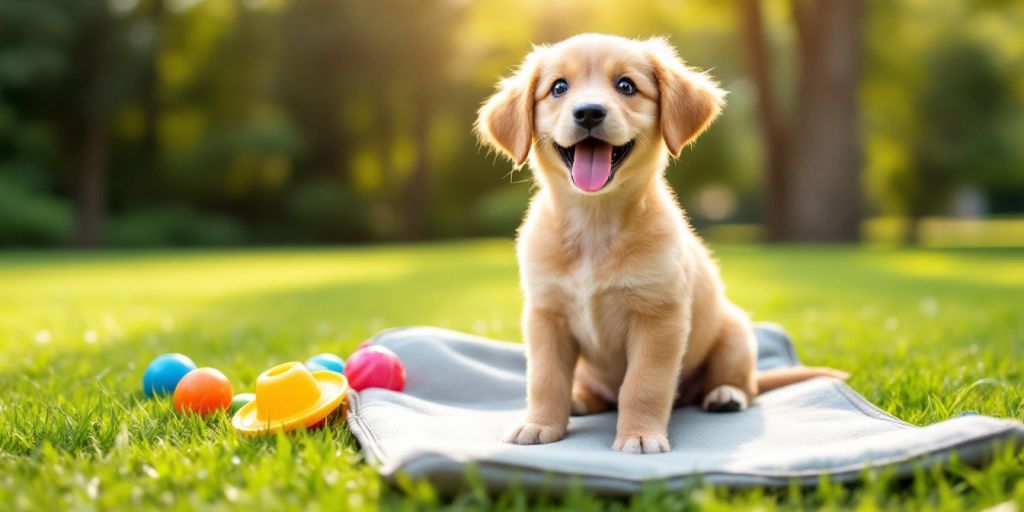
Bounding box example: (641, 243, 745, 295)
(616, 77, 637, 96)
(551, 79, 569, 97)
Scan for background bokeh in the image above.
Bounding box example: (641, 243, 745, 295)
(1, 0, 1022, 248)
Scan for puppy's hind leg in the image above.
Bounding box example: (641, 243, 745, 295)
(571, 361, 612, 415)
(702, 308, 757, 413)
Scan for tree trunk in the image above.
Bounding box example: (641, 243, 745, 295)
(400, 100, 431, 240)
(74, 118, 111, 247)
(902, 214, 922, 246)
(787, 0, 864, 241)
(141, 0, 164, 166)
(740, 0, 790, 241)
(739, 0, 865, 242)
(71, 8, 116, 248)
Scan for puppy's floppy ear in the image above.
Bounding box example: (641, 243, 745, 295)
(645, 37, 726, 157)
(475, 47, 545, 166)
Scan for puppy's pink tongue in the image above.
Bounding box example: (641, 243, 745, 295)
(571, 141, 613, 192)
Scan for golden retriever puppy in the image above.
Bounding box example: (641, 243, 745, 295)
(476, 33, 845, 454)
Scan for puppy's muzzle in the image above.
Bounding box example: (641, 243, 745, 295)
(573, 103, 607, 130)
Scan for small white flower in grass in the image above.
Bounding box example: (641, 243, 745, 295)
(115, 425, 130, 449)
(981, 501, 1016, 512)
(231, 455, 241, 466)
(323, 469, 339, 485)
(367, 317, 385, 333)
(880, 315, 897, 331)
(34, 329, 52, 345)
(86, 476, 100, 500)
(316, 321, 332, 337)
(102, 315, 123, 340)
(920, 297, 939, 316)
(142, 465, 159, 479)
(472, 319, 488, 335)
(84, 330, 98, 344)
(223, 484, 240, 502)
(885, 317, 899, 331)
(347, 493, 365, 507)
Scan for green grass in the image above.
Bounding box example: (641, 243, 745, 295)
(1, 240, 1022, 510)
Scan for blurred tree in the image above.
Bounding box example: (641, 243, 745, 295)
(0, 0, 1020, 248)
(0, 1, 75, 245)
(862, 0, 1024, 242)
(140, 0, 165, 167)
(0, 0, 144, 247)
(903, 41, 1020, 242)
(741, 0, 865, 241)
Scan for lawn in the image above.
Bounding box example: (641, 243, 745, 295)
(1, 240, 1022, 511)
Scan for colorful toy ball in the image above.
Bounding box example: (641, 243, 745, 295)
(305, 353, 345, 374)
(343, 346, 406, 392)
(173, 367, 233, 417)
(142, 353, 197, 397)
(229, 393, 255, 415)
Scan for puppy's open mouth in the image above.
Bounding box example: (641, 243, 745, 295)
(555, 138, 634, 192)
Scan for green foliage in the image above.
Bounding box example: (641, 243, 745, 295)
(863, 0, 1024, 222)
(285, 180, 372, 242)
(474, 184, 531, 236)
(908, 40, 1023, 215)
(107, 205, 245, 247)
(0, 174, 72, 246)
(1, 0, 1024, 246)
(0, 241, 1022, 509)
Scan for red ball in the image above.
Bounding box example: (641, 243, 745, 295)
(173, 367, 233, 416)
(343, 346, 406, 392)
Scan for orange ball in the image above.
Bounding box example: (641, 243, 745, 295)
(173, 367, 233, 417)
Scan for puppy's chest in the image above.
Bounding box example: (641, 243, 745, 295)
(557, 261, 616, 346)
(547, 252, 646, 352)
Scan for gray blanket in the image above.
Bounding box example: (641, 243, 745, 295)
(346, 325, 1024, 495)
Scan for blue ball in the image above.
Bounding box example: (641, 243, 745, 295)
(305, 353, 345, 374)
(142, 353, 197, 397)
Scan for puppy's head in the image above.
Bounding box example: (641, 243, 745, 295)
(476, 34, 725, 195)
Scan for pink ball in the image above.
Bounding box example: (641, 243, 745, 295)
(344, 346, 406, 392)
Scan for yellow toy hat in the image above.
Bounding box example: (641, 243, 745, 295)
(232, 361, 349, 435)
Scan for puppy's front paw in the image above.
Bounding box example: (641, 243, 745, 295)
(612, 433, 670, 454)
(702, 384, 749, 412)
(503, 422, 566, 445)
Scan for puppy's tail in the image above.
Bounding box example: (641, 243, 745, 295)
(756, 366, 849, 393)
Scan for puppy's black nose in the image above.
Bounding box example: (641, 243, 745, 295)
(573, 103, 607, 129)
